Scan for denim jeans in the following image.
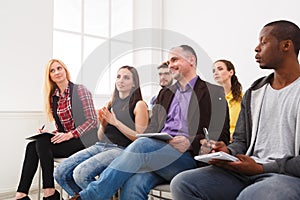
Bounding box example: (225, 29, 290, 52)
(121, 172, 165, 199)
(79, 137, 197, 200)
(53, 142, 123, 196)
(170, 165, 300, 200)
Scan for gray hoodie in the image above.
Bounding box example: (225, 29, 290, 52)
(228, 73, 300, 178)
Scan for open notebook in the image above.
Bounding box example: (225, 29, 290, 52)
(194, 152, 238, 163)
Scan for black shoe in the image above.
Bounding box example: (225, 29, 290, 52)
(17, 196, 31, 200)
(43, 190, 63, 200)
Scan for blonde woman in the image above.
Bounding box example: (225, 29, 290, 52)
(15, 59, 98, 200)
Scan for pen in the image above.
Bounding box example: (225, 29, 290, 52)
(203, 127, 213, 152)
(203, 127, 210, 142)
(41, 124, 45, 130)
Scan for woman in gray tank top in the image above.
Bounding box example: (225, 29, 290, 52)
(54, 66, 149, 197)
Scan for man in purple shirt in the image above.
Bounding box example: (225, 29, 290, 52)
(69, 45, 230, 200)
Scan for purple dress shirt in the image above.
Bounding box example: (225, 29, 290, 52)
(161, 76, 198, 138)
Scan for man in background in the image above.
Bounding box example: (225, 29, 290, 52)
(149, 62, 173, 109)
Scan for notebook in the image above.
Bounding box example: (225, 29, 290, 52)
(194, 152, 238, 163)
(26, 132, 55, 140)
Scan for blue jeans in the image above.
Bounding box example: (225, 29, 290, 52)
(79, 137, 197, 200)
(170, 165, 300, 200)
(121, 172, 165, 199)
(53, 142, 123, 196)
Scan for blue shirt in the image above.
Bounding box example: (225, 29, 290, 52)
(161, 76, 198, 137)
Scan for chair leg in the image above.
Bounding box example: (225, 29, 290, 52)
(53, 158, 71, 200)
(37, 158, 70, 200)
(38, 163, 42, 200)
(59, 187, 63, 200)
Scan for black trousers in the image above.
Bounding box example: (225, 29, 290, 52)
(17, 135, 85, 194)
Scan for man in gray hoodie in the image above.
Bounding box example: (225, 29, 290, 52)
(171, 20, 300, 200)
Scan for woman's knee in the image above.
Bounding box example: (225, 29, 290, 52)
(35, 137, 52, 155)
(53, 163, 66, 182)
(73, 165, 83, 183)
(53, 159, 74, 182)
(25, 141, 37, 153)
(73, 163, 92, 187)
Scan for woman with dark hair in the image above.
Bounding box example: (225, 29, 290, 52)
(15, 59, 98, 200)
(213, 59, 243, 142)
(54, 66, 149, 196)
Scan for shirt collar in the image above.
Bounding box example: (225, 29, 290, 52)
(225, 91, 233, 101)
(53, 85, 70, 98)
(175, 75, 198, 92)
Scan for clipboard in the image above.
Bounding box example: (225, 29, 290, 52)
(26, 132, 55, 140)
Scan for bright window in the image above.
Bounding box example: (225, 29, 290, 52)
(53, 0, 133, 96)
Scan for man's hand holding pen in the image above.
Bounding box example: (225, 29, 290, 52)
(200, 139, 216, 154)
(200, 128, 229, 154)
(200, 139, 229, 155)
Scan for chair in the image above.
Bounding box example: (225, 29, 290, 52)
(37, 158, 68, 200)
(149, 184, 172, 200)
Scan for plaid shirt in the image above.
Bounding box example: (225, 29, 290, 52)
(52, 84, 97, 138)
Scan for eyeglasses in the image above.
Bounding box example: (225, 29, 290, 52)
(159, 72, 171, 76)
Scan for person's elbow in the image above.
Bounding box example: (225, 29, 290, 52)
(89, 116, 98, 128)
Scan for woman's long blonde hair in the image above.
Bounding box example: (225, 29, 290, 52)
(44, 59, 71, 121)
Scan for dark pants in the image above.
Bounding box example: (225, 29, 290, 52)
(17, 135, 85, 194)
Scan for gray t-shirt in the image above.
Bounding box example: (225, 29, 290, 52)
(252, 77, 300, 164)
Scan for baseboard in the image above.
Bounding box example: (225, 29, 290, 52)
(0, 191, 14, 199)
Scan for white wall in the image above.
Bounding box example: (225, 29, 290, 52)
(0, 0, 53, 111)
(0, 0, 53, 194)
(162, 0, 300, 90)
(0, 112, 47, 194)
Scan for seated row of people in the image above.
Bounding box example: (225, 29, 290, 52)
(15, 19, 300, 200)
(64, 44, 230, 200)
